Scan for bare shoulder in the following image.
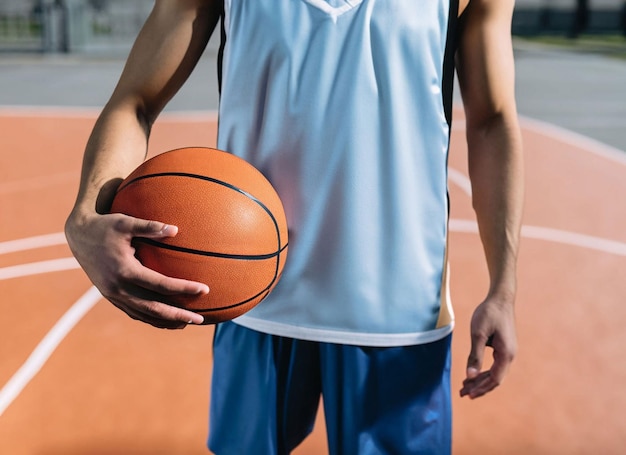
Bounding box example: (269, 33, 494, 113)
(455, 0, 517, 124)
(458, 0, 516, 20)
(150, 0, 222, 17)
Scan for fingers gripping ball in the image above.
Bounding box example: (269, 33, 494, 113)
(110, 147, 289, 324)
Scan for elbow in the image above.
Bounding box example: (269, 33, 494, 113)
(465, 109, 522, 154)
(134, 102, 156, 137)
(101, 92, 157, 138)
(466, 109, 516, 138)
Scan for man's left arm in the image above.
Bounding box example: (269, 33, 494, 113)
(455, 0, 524, 399)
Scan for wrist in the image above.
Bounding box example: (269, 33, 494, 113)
(65, 203, 97, 240)
(486, 279, 517, 306)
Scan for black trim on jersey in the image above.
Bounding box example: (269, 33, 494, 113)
(217, 0, 226, 94)
(442, 0, 460, 129)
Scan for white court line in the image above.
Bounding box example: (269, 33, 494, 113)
(449, 219, 626, 257)
(0, 232, 67, 255)
(519, 115, 626, 166)
(0, 106, 101, 117)
(450, 110, 626, 164)
(448, 157, 626, 257)
(448, 167, 472, 196)
(0, 108, 622, 418)
(0, 232, 78, 281)
(521, 225, 626, 256)
(3, 221, 623, 282)
(0, 106, 218, 122)
(0, 258, 80, 281)
(0, 286, 101, 417)
(1, 105, 624, 161)
(1, 217, 623, 419)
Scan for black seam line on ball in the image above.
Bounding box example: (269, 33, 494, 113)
(121, 171, 287, 298)
(195, 286, 272, 312)
(120, 171, 286, 253)
(135, 237, 288, 260)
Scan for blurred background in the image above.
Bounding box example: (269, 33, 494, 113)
(1, 0, 625, 152)
(0, 0, 625, 54)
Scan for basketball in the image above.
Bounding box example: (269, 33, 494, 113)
(109, 147, 289, 324)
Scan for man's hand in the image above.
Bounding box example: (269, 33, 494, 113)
(460, 294, 517, 399)
(65, 211, 208, 329)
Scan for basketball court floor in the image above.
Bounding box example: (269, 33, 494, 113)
(1, 42, 626, 454)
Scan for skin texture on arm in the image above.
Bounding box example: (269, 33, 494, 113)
(65, 0, 221, 329)
(455, 0, 524, 398)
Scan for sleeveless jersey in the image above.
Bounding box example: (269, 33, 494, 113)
(216, 0, 458, 346)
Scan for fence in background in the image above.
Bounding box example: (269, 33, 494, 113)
(0, 0, 625, 54)
(513, 0, 626, 35)
(0, 1, 45, 52)
(0, 0, 153, 54)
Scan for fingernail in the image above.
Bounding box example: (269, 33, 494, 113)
(467, 367, 479, 379)
(196, 285, 210, 295)
(161, 224, 178, 236)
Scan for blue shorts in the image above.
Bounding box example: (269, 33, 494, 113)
(208, 321, 452, 455)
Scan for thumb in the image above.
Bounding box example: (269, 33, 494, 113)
(466, 332, 488, 379)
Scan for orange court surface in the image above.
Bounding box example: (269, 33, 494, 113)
(1, 105, 626, 454)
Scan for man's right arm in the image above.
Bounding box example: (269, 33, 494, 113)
(65, 0, 221, 329)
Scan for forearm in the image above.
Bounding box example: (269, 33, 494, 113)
(71, 104, 151, 219)
(467, 111, 524, 299)
(68, 1, 219, 221)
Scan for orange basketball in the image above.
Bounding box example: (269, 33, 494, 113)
(110, 147, 288, 324)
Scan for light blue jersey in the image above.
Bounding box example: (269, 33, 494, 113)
(217, 0, 458, 346)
